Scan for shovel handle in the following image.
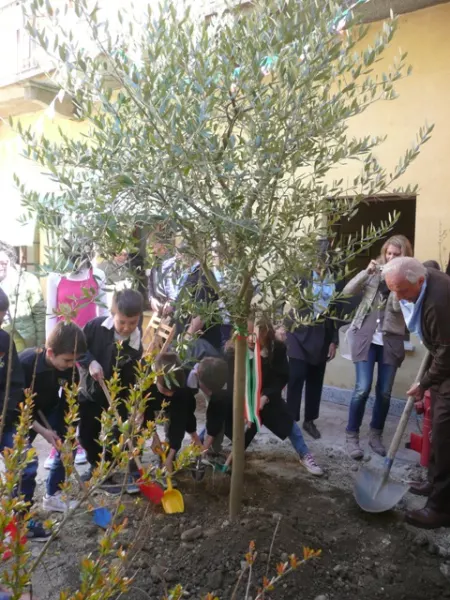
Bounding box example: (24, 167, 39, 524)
(385, 351, 430, 467)
(98, 380, 144, 472)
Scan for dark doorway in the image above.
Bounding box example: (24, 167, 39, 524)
(332, 195, 416, 277)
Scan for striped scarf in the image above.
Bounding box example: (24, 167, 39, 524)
(244, 335, 263, 431)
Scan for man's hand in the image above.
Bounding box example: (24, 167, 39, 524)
(187, 315, 203, 336)
(407, 382, 425, 401)
(328, 342, 337, 361)
(260, 395, 270, 408)
(162, 302, 174, 317)
(89, 360, 104, 381)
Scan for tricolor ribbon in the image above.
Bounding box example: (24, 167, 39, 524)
(244, 330, 263, 432)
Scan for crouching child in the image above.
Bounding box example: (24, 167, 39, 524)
(145, 352, 201, 473)
(19, 321, 87, 515)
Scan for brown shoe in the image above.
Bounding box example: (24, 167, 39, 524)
(409, 481, 432, 497)
(405, 507, 450, 529)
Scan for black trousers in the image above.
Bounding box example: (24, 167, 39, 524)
(427, 386, 450, 514)
(78, 397, 129, 468)
(286, 358, 327, 423)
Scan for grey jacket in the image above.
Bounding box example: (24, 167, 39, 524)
(343, 269, 405, 336)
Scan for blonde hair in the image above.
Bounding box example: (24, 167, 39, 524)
(379, 235, 413, 265)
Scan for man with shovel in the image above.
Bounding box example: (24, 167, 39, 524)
(384, 257, 450, 529)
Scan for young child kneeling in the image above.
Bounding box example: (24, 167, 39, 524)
(145, 352, 201, 473)
(78, 289, 144, 488)
(197, 320, 323, 476)
(19, 320, 88, 515)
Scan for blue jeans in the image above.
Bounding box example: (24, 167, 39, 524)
(288, 422, 310, 458)
(0, 429, 38, 505)
(346, 344, 397, 433)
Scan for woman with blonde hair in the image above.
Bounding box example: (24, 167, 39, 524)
(343, 234, 413, 459)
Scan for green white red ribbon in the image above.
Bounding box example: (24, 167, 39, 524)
(245, 333, 263, 431)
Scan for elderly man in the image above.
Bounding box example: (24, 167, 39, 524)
(383, 257, 450, 529)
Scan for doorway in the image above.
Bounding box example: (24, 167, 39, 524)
(331, 194, 417, 277)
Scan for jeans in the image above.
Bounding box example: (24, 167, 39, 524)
(346, 344, 397, 434)
(29, 406, 68, 497)
(0, 429, 38, 505)
(288, 422, 310, 458)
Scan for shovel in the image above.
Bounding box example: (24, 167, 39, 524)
(98, 380, 164, 505)
(354, 351, 430, 513)
(38, 410, 112, 529)
(154, 443, 184, 514)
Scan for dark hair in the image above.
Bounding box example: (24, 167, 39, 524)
(423, 260, 440, 271)
(46, 322, 87, 356)
(0, 288, 9, 312)
(154, 352, 185, 388)
(111, 289, 144, 317)
(198, 357, 228, 394)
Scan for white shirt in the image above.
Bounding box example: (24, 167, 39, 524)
(101, 315, 141, 351)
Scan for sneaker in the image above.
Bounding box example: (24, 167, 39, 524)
(101, 475, 139, 496)
(42, 493, 79, 513)
(299, 454, 324, 476)
(44, 447, 58, 470)
(75, 445, 88, 465)
(303, 421, 321, 440)
(26, 519, 51, 542)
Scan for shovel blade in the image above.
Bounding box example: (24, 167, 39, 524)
(161, 490, 184, 514)
(354, 467, 409, 513)
(93, 507, 112, 529)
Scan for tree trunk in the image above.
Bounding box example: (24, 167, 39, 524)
(229, 333, 247, 520)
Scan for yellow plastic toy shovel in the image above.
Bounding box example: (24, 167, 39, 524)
(155, 444, 184, 514)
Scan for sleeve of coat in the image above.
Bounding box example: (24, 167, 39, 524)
(27, 273, 46, 346)
(420, 299, 450, 389)
(206, 396, 227, 438)
(342, 270, 371, 296)
(261, 343, 289, 400)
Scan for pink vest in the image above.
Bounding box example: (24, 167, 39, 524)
(56, 269, 99, 328)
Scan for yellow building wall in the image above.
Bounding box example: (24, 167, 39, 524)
(326, 3, 450, 398)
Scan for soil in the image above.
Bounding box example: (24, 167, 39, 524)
(30, 441, 450, 600)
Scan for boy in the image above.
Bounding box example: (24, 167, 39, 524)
(78, 289, 144, 487)
(0, 289, 46, 540)
(19, 320, 87, 514)
(146, 352, 201, 473)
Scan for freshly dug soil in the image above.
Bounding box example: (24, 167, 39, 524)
(31, 451, 450, 600)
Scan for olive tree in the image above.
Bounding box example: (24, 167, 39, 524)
(19, 0, 432, 518)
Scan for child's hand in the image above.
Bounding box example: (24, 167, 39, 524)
(42, 428, 61, 449)
(164, 456, 174, 473)
(260, 395, 270, 408)
(89, 360, 104, 381)
(190, 432, 203, 447)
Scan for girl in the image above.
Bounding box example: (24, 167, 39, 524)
(344, 234, 412, 459)
(216, 318, 323, 475)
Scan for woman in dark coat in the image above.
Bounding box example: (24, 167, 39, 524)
(223, 318, 323, 475)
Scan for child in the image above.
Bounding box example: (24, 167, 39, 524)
(78, 289, 144, 485)
(146, 352, 201, 473)
(0, 289, 46, 539)
(199, 318, 324, 475)
(19, 321, 87, 514)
